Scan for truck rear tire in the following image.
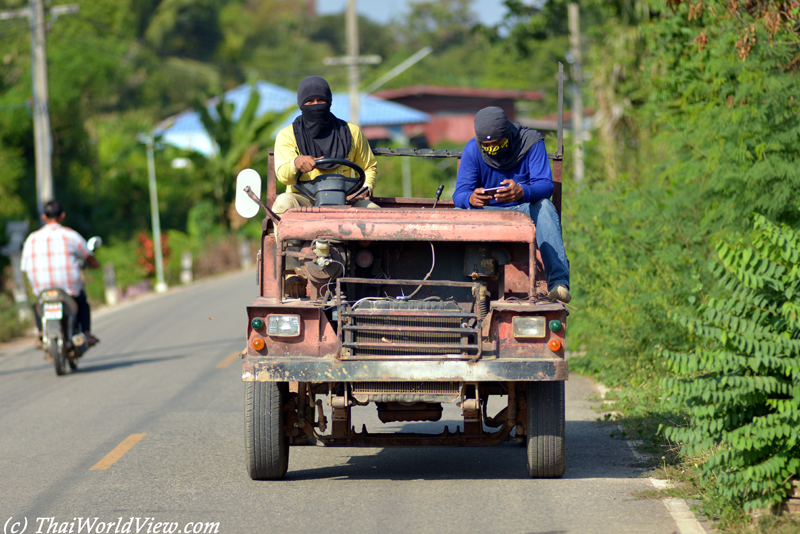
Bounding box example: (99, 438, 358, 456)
(245, 381, 289, 480)
(526, 381, 566, 478)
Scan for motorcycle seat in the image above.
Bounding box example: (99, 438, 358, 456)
(36, 287, 80, 317)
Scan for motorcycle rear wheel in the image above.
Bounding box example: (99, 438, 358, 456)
(50, 338, 67, 376)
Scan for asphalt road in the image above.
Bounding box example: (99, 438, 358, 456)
(0, 270, 707, 534)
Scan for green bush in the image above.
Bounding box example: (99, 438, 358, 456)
(662, 213, 800, 514)
(83, 226, 251, 305)
(187, 200, 219, 243)
(84, 235, 143, 304)
(164, 229, 195, 286)
(0, 292, 30, 342)
(565, 175, 707, 388)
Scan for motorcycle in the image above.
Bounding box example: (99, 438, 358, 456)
(37, 236, 102, 375)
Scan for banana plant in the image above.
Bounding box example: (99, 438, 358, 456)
(195, 84, 288, 226)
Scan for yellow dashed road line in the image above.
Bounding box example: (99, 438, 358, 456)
(216, 351, 242, 369)
(90, 433, 147, 471)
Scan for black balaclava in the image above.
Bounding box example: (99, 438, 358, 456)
(473, 106, 542, 171)
(292, 76, 351, 170)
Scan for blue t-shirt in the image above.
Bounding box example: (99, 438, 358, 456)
(453, 139, 553, 209)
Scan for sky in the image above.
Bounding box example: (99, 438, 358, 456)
(316, 0, 510, 27)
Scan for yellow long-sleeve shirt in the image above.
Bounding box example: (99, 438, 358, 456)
(274, 122, 378, 193)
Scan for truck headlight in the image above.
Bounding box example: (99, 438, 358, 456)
(512, 316, 546, 338)
(267, 315, 301, 337)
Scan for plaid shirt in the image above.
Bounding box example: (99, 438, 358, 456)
(21, 223, 90, 297)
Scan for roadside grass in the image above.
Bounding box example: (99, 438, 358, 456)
(575, 364, 800, 534)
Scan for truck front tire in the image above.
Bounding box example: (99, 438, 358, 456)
(245, 381, 289, 480)
(526, 381, 566, 478)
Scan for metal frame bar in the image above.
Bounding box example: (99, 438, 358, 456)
(243, 358, 569, 382)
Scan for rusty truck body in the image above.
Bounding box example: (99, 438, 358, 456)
(235, 69, 569, 480)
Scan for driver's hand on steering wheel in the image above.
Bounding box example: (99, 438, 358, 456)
(294, 155, 319, 174)
(350, 186, 372, 202)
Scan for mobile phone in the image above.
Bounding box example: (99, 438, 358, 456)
(482, 186, 506, 194)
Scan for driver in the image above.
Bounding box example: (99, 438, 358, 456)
(272, 76, 378, 214)
(273, 76, 378, 214)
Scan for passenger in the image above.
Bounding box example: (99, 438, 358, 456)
(273, 76, 378, 214)
(453, 106, 571, 304)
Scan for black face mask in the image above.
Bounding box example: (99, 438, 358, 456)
(292, 101, 352, 168)
(480, 137, 510, 156)
(476, 125, 543, 171)
(492, 145, 511, 159)
(301, 103, 332, 138)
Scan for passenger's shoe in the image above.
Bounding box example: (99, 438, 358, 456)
(548, 285, 572, 304)
(84, 332, 100, 347)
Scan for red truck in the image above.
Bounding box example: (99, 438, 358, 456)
(234, 69, 569, 480)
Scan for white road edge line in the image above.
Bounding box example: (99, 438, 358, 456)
(650, 479, 706, 534)
(596, 384, 706, 534)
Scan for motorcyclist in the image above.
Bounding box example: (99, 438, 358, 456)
(20, 200, 101, 349)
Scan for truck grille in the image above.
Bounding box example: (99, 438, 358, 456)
(339, 298, 480, 359)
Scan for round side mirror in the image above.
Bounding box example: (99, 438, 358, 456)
(235, 169, 262, 219)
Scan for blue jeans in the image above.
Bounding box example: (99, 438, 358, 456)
(484, 199, 570, 291)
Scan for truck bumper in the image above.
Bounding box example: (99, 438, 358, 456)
(242, 357, 568, 382)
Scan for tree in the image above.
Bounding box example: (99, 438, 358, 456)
(552, 0, 800, 409)
(144, 0, 224, 61)
(195, 84, 286, 225)
(662, 0, 800, 70)
(664, 213, 800, 515)
(398, 0, 478, 49)
(310, 13, 397, 59)
(216, 0, 335, 89)
(642, 0, 800, 229)
(492, 1, 659, 177)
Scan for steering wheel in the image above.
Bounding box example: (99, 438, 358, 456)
(292, 158, 366, 203)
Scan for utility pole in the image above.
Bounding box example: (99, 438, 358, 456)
(322, 0, 380, 125)
(138, 133, 168, 294)
(568, 2, 584, 185)
(1, 1, 78, 219)
(345, 0, 360, 126)
(31, 0, 52, 218)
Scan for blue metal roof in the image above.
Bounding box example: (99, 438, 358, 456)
(156, 81, 429, 156)
(277, 92, 430, 129)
